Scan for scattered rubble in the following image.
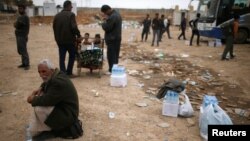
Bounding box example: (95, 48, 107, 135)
(235, 109, 250, 117)
(121, 42, 250, 123)
(187, 118, 195, 127)
(135, 102, 148, 107)
(157, 122, 170, 128)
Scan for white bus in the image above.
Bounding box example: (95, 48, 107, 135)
(192, 0, 250, 43)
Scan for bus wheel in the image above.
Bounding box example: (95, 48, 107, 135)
(235, 29, 248, 44)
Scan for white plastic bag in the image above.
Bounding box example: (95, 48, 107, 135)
(199, 104, 233, 140)
(178, 93, 194, 117)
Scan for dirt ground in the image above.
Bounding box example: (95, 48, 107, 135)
(0, 13, 250, 141)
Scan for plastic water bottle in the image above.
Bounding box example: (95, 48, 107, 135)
(120, 66, 125, 75)
(121, 66, 125, 75)
(165, 91, 172, 103)
(173, 92, 179, 104)
(117, 67, 121, 75)
(171, 92, 175, 103)
(166, 91, 179, 104)
(163, 91, 168, 102)
(113, 65, 126, 75)
(112, 64, 118, 75)
(25, 126, 32, 141)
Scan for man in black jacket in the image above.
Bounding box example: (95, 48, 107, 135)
(27, 59, 81, 140)
(189, 13, 200, 46)
(151, 13, 160, 46)
(141, 14, 151, 42)
(178, 16, 187, 40)
(14, 4, 30, 70)
(159, 14, 165, 42)
(53, 0, 82, 77)
(101, 5, 122, 74)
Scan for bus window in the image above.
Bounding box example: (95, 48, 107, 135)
(207, 0, 218, 17)
(232, 0, 249, 9)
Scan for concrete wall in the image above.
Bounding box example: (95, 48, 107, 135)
(173, 11, 182, 25)
(26, 7, 34, 17)
(38, 7, 43, 16)
(43, 2, 56, 16)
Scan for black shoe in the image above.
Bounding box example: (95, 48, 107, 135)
(24, 65, 30, 70)
(67, 74, 77, 78)
(17, 64, 25, 68)
(230, 55, 235, 59)
(32, 131, 56, 141)
(221, 58, 229, 61)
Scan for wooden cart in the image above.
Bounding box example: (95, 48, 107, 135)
(76, 38, 104, 77)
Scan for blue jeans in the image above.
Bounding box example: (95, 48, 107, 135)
(58, 44, 76, 75)
(152, 29, 160, 46)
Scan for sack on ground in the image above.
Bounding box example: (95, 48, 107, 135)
(156, 79, 185, 99)
(178, 92, 194, 117)
(199, 104, 233, 140)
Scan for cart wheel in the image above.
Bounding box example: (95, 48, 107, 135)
(77, 68, 81, 76)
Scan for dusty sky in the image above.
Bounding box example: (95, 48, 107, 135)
(33, 0, 198, 9)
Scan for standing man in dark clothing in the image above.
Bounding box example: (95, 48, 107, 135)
(178, 16, 187, 40)
(189, 13, 200, 46)
(151, 13, 160, 46)
(101, 5, 122, 74)
(14, 4, 30, 70)
(141, 14, 151, 42)
(53, 0, 82, 77)
(221, 15, 239, 60)
(159, 14, 165, 42)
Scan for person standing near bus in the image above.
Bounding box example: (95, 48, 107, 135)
(221, 15, 239, 60)
(189, 13, 200, 46)
(178, 16, 187, 40)
(141, 14, 151, 42)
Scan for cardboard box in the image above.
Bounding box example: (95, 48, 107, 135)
(208, 41, 215, 47)
(110, 74, 127, 87)
(162, 102, 179, 117)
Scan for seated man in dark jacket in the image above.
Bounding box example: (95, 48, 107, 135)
(27, 59, 81, 140)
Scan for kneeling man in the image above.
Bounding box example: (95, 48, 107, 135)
(27, 59, 81, 140)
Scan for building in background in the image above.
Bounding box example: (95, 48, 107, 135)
(43, 1, 56, 16)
